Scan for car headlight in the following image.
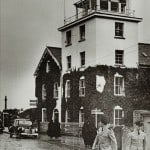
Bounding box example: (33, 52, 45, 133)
(22, 127, 25, 131)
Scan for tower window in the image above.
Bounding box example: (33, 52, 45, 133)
(115, 50, 124, 65)
(66, 30, 72, 46)
(111, 1, 119, 12)
(67, 56, 71, 70)
(80, 51, 85, 67)
(100, 0, 108, 10)
(79, 25, 85, 41)
(115, 22, 124, 37)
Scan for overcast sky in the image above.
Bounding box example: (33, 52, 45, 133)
(0, 0, 150, 111)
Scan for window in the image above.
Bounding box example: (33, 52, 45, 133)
(114, 106, 123, 126)
(115, 22, 124, 37)
(42, 84, 46, 101)
(114, 73, 125, 96)
(67, 56, 71, 70)
(80, 51, 85, 67)
(46, 60, 50, 73)
(111, 1, 118, 12)
(42, 108, 47, 122)
(53, 109, 59, 122)
(121, 1, 126, 13)
(66, 30, 72, 46)
(53, 82, 59, 98)
(79, 25, 85, 41)
(115, 50, 124, 65)
(79, 76, 85, 97)
(100, 0, 108, 10)
(65, 80, 70, 98)
(66, 109, 71, 122)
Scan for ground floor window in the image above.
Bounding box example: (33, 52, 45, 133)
(65, 109, 71, 123)
(42, 108, 47, 122)
(114, 105, 123, 126)
(53, 109, 59, 122)
(79, 107, 84, 126)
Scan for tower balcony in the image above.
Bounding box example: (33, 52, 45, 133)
(64, 0, 136, 25)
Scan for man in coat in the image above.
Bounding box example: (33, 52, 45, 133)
(126, 120, 147, 150)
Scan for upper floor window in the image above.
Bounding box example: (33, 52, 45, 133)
(67, 55, 71, 70)
(114, 73, 125, 96)
(121, 1, 126, 13)
(65, 80, 70, 98)
(115, 50, 124, 65)
(111, 1, 119, 12)
(115, 22, 124, 37)
(46, 60, 50, 73)
(79, 76, 85, 97)
(66, 30, 72, 46)
(80, 51, 85, 67)
(53, 82, 59, 98)
(79, 25, 85, 41)
(42, 84, 46, 101)
(114, 106, 124, 126)
(100, 0, 108, 10)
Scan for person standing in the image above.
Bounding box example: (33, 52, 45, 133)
(82, 119, 90, 148)
(47, 120, 54, 139)
(53, 119, 61, 139)
(82, 118, 97, 148)
(126, 120, 147, 150)
(92, 115, 118, 150)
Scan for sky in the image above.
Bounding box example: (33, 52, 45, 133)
(0, 0, 150, 111)
(0, 0, 63, 111)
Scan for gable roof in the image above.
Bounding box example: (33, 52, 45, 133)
(34, 46, 61, 76)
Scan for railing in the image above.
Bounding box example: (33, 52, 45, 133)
(64, 8, 135, 25)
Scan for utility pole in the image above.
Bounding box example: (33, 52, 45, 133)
(4, 96, 7, 110)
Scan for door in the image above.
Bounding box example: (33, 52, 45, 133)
(143, 116, 150, 150)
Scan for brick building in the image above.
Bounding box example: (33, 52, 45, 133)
(34, 46, 61, 132)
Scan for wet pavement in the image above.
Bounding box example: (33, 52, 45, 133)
(0, 131, 91, 150)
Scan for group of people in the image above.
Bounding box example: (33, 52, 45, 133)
(47, 119, 61, 139)
(82, 115, 147, 150)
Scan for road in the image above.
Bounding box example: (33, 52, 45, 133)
(0, 133, 83, 150)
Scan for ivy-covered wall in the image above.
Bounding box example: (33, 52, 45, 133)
(62, 65, 150, 127)
(35, 54, 61, 124)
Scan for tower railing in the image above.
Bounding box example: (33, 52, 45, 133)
(64, 8, 135, 25)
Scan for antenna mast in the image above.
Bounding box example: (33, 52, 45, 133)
(64, 0, 66, 24)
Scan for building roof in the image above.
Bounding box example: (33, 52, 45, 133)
(34, 46, 61, 76)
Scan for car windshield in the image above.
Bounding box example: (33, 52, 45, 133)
(14, 119, 32, 127)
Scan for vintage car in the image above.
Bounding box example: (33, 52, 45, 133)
(0, 119, 4, 134)
(9, 118, 38, 138)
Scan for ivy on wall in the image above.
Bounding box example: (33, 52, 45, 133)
(62, 65, 150, 126)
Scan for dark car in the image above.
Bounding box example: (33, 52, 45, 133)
(9, 118, 38, 138)
(0, 119, 4, 134)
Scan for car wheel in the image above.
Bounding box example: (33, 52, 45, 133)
(10, 133, 12, 138)
(33, 135, 37, 139)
